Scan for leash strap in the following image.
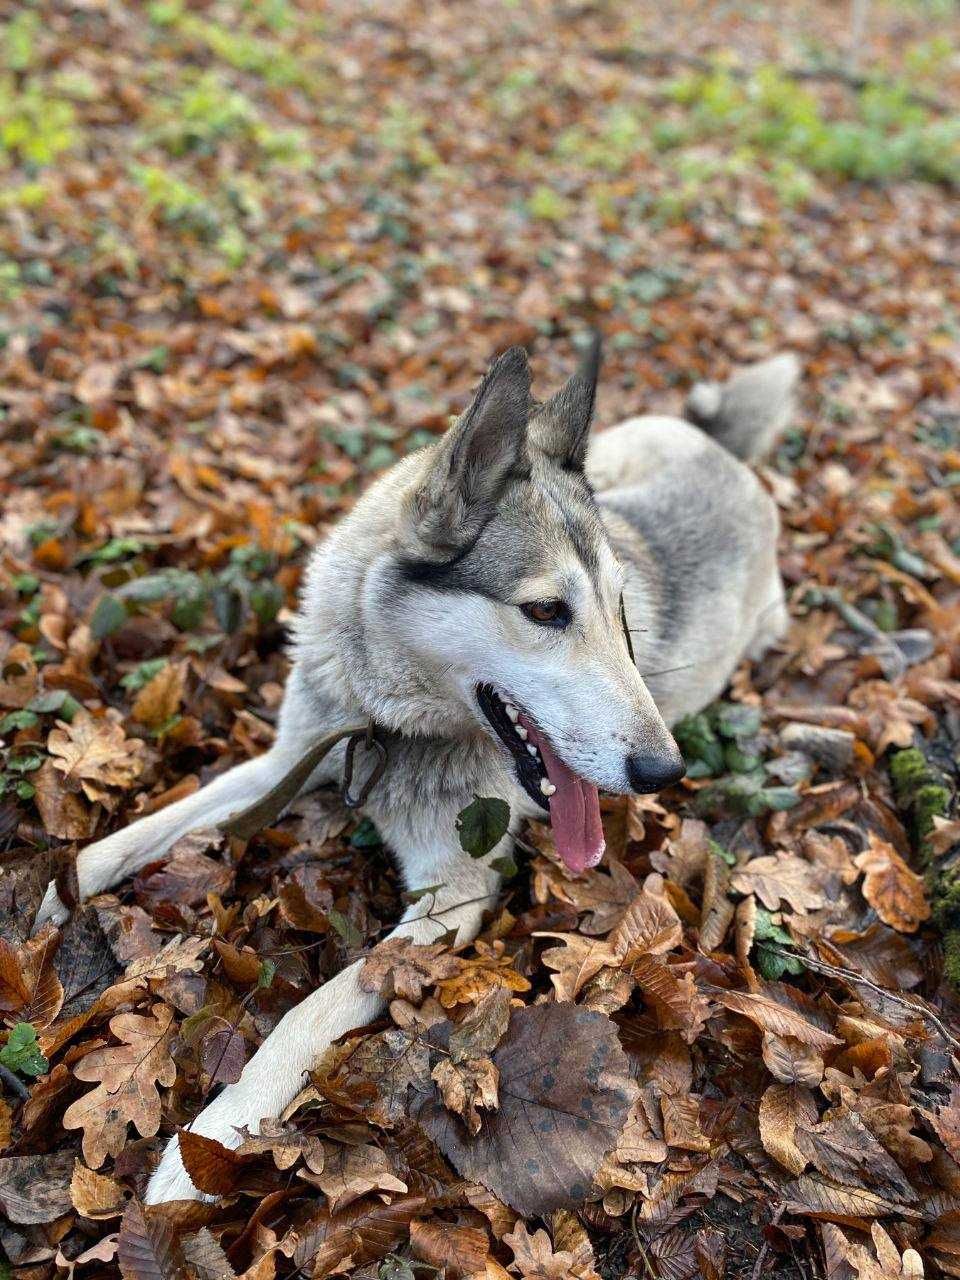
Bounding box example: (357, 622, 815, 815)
(222, 721, 386, 839)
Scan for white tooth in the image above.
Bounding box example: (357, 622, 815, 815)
(505, 704, 519, 722)
(516, 726, 528, 740)
(527, 743, 538, 757)
(540, 779, 556, 797)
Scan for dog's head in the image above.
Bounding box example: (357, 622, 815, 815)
(371, 341, 683, 872)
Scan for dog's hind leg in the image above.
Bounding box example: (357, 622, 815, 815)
(144, 851, 502, 1204)
(35, 668, 331, 927)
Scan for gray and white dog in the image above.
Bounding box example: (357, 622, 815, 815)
(37, 341, 798, 1202)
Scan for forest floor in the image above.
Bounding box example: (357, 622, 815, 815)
(2, 1, 960, 1277)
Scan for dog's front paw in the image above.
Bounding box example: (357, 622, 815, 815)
(34, 880, 70, 930)
(145, 1133, 215, 1205)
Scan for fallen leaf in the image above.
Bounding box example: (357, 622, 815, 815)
(48, 710, 146, 803)
(71, 1159, 127, 1218)
(414, 1003, 637, 1215)
(118, 1197, 189, 1279)
(63, 1003, 177, 1166)
(360, 936, 460, 1002)
(854, 837, 930, 933)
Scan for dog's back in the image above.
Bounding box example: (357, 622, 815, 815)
(585, 354, 799, 724)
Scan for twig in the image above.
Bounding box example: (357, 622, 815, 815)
(0, 1063, 30, 1101)
(750, 1203, 785, 1280)
(767, 943, 960, 1056)
(630, 1202, 659, 1280)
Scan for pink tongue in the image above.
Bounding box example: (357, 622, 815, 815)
(521, 716, 605, 874)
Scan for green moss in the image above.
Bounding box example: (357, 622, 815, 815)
(915, 783, 951, 839)
(943, 930, 960, 987)
(890, 747, 951, 851)
(890, 746, 932, 798)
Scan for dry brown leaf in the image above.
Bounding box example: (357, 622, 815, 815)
(660, 1093, 710, 1152)
(301, 1141, 407, 1214)
(132, 660, 186, 729)
(48, 710, 146, 803)
(854, 836, 930, 933)
(118, 1197, 189, 1280)
(762, 1032, 826, 1086)
(503, 1219, 599, 1280)
(630, 955, 713, 1043)
(758, 1083, 816, 1174)
(0, 1150, 74, 1224)
(784, 1173, 919, 1220)
(609, 874, 683, 959)
(0, 1097, 11, 1151)
(409, 1217, 491, 1279)
(33, 758, 99, 839)
(359, 936, 459, 1002)
(63, 1003, 176, 1166)
(433, 1055, 500, 1136)
(536, 933, 616, 1002)
(414, 1003, 637, 1216)
(70, 1159, 127, 1218)
(714, 989, 842, 1051)
(436, 941, 531, 1008)
(178, 1129, 246, 1197)
(731, 852, 826, 915)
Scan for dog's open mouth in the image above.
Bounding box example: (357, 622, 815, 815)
(476, 683, 605, 874)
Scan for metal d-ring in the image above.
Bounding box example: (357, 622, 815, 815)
(341, 724, 388, 809)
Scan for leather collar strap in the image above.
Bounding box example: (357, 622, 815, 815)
(222, 722, 387, 840)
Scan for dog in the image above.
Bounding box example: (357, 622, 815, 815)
(36, 340, 798, 1202)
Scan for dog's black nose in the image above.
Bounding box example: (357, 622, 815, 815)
(626, 750, 686, 794)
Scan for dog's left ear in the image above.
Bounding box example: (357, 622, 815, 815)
(530, 332, 601, 471)
(410, 345, 531, 553)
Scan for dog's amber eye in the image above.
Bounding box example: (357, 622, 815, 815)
(520, 599, 571, 628)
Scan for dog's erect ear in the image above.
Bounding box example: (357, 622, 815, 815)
(530, 332, 601, 471)
(411, 346, 531, 552)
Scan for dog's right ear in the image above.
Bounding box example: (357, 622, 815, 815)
(408, 346, 531, 553)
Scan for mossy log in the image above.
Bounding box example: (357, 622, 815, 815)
(890, 745, 958, 984)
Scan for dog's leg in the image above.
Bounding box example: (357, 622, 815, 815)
(35, 668, 331, 927)
(144, 849, 502, 1204)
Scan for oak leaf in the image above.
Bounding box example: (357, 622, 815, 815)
(63, 1003, 176, 1166)
(854, 836, 930, 933)
(48, 710, 146, 803)
(359, 936, 459, 1002)
(731, 852, 826, 915)
(503, 1220, 599, 1280)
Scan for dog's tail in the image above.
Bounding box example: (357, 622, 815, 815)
(684, 353, 799, 463)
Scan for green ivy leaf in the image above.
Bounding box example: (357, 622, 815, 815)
(456, 795, 510, 858)
(27, 689, 81, 720)
(0, 709, 39, 735)
(0, 1022, 48, 1078)
(714, 702, 762, 741)
(257, 959, 276, 989)
(674, 712, 724, 777)
(90, 593, 127, 639)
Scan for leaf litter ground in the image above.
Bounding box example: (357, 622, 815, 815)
(2, 1, 960, 1278)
